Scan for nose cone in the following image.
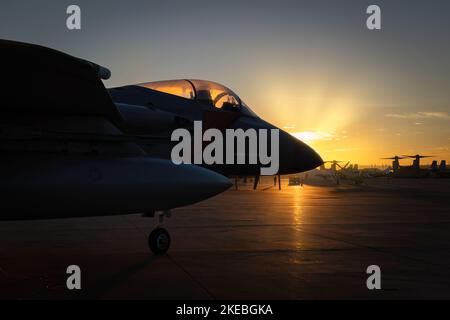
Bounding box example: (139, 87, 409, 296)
(278, 130, 323, 174)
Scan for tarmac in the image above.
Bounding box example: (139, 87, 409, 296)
(1, 177, 450, 299)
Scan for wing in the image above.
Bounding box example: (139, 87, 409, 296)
(0, 39, 122, 125)
(0, 40, 152, 156)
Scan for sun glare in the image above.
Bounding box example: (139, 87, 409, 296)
(290, 131, 335, 144)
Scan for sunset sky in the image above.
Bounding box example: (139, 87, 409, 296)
(1, 0, 450, 165)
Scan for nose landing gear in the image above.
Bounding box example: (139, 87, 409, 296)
(145, 210, 172, 254)
(148, 227, 171, 254)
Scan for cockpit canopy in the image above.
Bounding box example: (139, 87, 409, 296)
(137, 79, 257, 117)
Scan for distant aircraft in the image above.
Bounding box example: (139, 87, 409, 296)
(402, 154, 434, 170)
(305, 160, 391, 185)
(319, 160, 349, 172)
(432, 160, 450, 178)
(0, 40, 322, 254)
(359, 167, 391, 178)
(299, 160, 360, 185)
(380, 156, 406, 172)
(381, 154, 445, 178)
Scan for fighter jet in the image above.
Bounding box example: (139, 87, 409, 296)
(0, 40, 322, 254)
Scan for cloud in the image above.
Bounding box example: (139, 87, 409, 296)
(385, 112, 450, 120)
(420, 112, 450, 119)
(290, 130, 338, 144)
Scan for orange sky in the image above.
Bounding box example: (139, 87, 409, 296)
(239, 71, 450, 166)
(8, 1, 448, 166)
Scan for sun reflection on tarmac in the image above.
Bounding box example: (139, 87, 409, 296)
(292, 185, 304, 251)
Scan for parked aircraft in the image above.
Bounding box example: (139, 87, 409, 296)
(0, 40, 322, 254)
(381, 154, 440, 178)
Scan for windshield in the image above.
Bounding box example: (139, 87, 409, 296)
(137, 79, 257, 117)
(188, 79, 240, 111)
(138, 80, 195, 100)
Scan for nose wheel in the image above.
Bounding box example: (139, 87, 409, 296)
(146, 210, 172, 254)
(148, 227, 171, 254)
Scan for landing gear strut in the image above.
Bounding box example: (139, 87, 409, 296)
(146, 210, 172, 254)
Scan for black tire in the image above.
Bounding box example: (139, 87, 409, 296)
(148, 227, 171, 254)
